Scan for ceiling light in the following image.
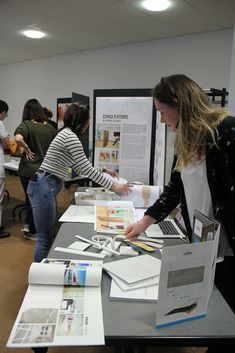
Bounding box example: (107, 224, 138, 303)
(23, 29, 45, 39)
(142, 0, 171, 12)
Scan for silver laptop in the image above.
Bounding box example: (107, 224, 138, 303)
(145, 218, 186, 239)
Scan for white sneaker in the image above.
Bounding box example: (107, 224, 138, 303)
(24, 233, 37, 241)
(21, 224, 30, 233)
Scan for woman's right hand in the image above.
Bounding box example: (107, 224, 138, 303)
(111, 182, 132, 195)
(124, 222, 144, 240)
(125, 215, 156, 240)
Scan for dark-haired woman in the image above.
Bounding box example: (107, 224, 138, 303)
(27, 103, 131, 263)
(15, 99, 57, 240)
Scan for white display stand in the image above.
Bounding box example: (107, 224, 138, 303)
(156, 221, 220, 328)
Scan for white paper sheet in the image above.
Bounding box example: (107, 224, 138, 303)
(108, 271, 159, 291)
(68, 241, 91, 251)
(103, 254, 161, 284)
(59, 205, 94, 223)
(110, 280, 159, 302)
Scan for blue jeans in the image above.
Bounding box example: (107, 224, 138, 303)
(27, 173, 63, 262)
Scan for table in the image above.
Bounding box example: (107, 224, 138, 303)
(3, 155, 20, 172)
(48, 222, 235, 351)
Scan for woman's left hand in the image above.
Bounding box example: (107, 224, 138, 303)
(25, 146, 35, 160)
(111, 182, 132, 195)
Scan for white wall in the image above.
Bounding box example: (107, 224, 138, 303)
(228, 25, 235, 114)
(0, 28, 233, 182)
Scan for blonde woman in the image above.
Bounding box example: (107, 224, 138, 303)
(125, 75, 235, 319)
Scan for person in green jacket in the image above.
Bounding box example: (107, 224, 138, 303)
(15, 99, 56, 240)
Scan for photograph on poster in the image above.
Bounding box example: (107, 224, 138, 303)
(57, 100, 72, 129)
(99, 151, 111, 162)
(95, 126, 121, 149)
(111, 150, 119, 163)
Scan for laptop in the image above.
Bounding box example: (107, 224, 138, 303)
(145, 218, 187, 239)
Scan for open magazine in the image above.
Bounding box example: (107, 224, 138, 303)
(94, 205, 135, 234)
(7, 259, 104, 348)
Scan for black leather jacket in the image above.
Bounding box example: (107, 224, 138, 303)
(145, 116, 235, 253)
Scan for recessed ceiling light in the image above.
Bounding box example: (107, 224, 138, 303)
(23, 29, 45, 39)
(142, 0, 171, 12)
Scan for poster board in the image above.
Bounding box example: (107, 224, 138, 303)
(93, 89, 166, 186)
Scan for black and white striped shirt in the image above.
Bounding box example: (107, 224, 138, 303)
(40, 127, 112, 188)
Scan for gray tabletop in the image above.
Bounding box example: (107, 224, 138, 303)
(48, 222, 235, 346)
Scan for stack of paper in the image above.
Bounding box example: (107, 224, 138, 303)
(103, 254, 161, 301)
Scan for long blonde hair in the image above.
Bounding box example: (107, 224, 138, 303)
(153, 75, 228, 171)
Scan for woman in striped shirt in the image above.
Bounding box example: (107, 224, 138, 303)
(27, 103, 131, 262)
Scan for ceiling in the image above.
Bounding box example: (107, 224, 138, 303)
(0, 0, 235, 65)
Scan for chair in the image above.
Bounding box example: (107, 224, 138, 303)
(12, 203, 27, 219)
